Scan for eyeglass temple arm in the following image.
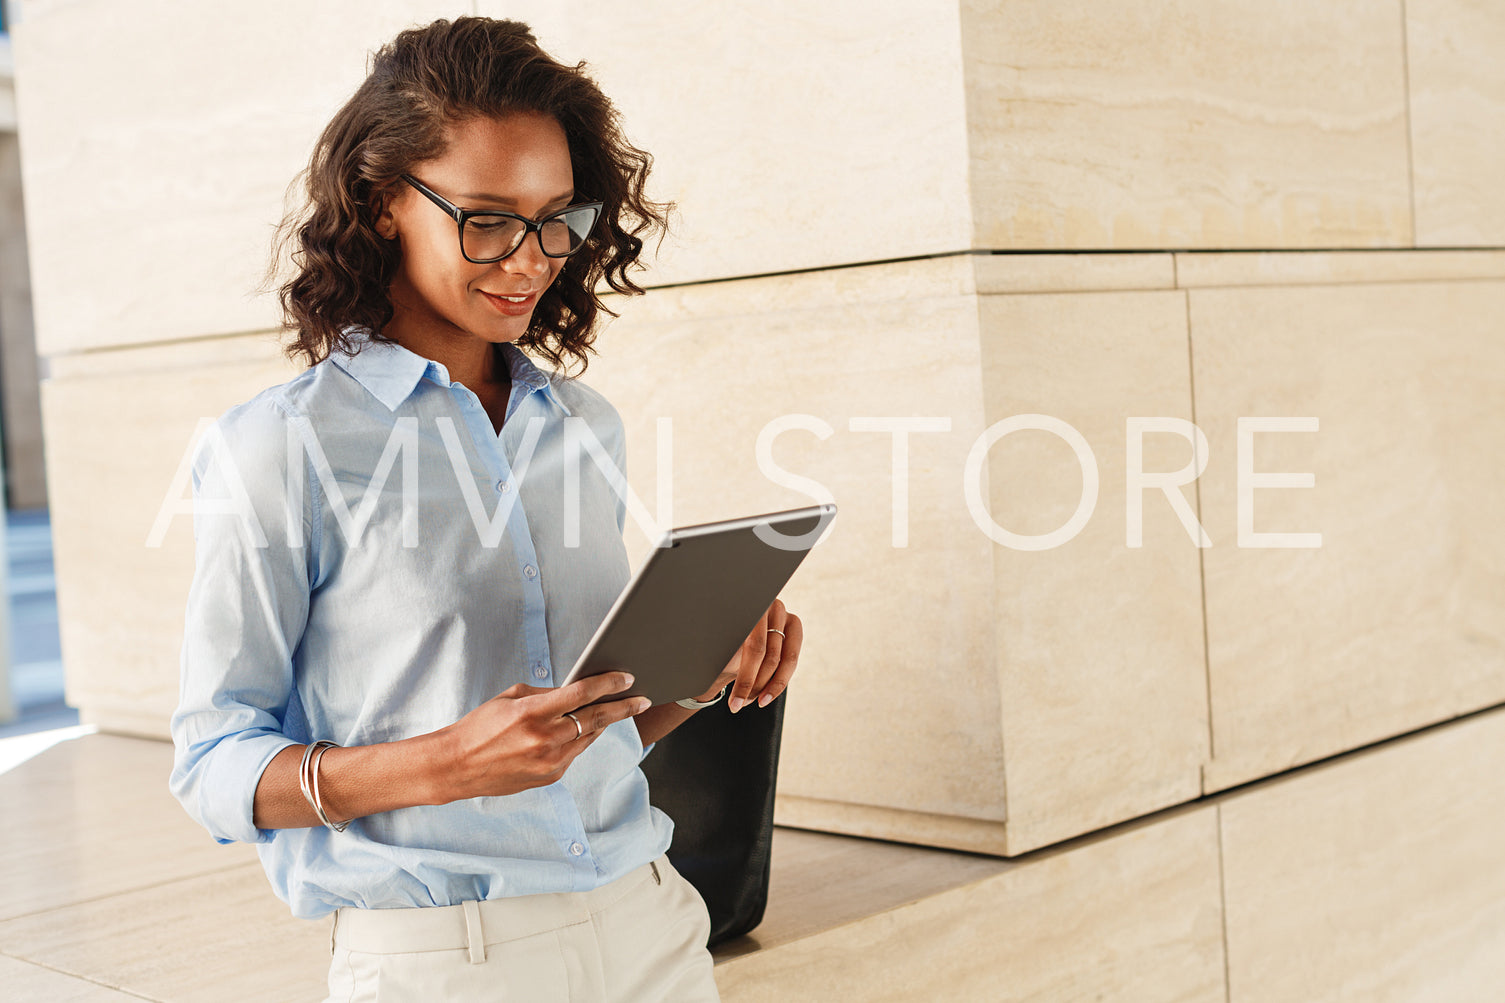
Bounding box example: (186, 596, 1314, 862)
(400, 175, 465, 223)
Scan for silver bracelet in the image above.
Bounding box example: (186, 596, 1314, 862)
(297, 741, 322, 817)
(310, 741, 350, 833)
(676, 684, 730, 710)
(300, 740, 350, 833)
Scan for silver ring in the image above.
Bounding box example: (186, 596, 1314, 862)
(768, 628, 786, 639)
(564, 712, 583, 740)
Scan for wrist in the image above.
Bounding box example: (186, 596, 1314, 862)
(417, 727, 461, 806)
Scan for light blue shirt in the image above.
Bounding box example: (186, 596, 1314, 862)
(169, 329, 673, 920)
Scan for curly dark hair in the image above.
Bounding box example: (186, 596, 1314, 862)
(272, 16, 671, 375)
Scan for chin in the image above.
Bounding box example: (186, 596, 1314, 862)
(494, 324, 532, 345)
(472, 315, 531, 343)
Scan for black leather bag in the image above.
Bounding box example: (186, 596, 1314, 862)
(640, 693, 786, 948)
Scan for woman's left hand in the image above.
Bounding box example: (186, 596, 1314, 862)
(693, 598, 803, 713)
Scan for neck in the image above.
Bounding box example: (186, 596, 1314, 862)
(383, 311, 511, 396)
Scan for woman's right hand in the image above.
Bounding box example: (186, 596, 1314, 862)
(435, 671, 649, 802)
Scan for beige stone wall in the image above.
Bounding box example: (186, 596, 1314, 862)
(589, 251, 1505, 856)
(12, 0, 1505, 993)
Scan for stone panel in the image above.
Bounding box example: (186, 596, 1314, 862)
(588, 256, 1011, 825)
(974, 252, 1174, 294)
(42, 334, 298, 737)
(12, 0, 467, 355)
(962, 0, 1413, 249)
(1191, 281, 1505, 790)
(718, 806, 1226, 1002)
(592, 261, 1208, 853)
(478, 0, 972, 284)
(1405, 0, 1505, 245)
(1176, 249, 1505, 288)
(977, 290, 1208, 851)
(1221, 707, 1505, 1002)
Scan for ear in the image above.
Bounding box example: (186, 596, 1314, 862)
(373, 189, 398, 240)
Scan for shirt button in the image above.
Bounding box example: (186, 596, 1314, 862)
(533, 665, 549, 680)
(568, 842, 585, 857)
(497, 480, 510, 493)
(524, 564, 537, 578)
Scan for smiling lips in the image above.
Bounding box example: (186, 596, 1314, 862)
(481, 290, 539, 316)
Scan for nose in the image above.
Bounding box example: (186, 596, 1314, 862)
(501, 231, 551, 281)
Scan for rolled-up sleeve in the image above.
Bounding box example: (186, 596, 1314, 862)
(169, 397, 313, 844)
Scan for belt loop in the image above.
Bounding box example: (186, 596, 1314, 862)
(462, 899, 487, 964)
(329, 909, 339, 956)
(650, 859, 661, 885)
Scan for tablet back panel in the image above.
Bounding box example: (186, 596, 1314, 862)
(567, 505, 833, 706)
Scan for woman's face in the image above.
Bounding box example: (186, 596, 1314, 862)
(378, 112, 576, 348)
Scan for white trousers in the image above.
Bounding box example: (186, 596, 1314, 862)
(322, 855, 719, 1002)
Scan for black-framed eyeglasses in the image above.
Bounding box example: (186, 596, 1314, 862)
(400, 174, 603, 264)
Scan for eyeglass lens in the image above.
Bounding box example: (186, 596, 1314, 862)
(462, 207, 598, 262)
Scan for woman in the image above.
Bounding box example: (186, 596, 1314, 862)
(168, 17, 800, 1002)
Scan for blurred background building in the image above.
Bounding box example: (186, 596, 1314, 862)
(0, 0, 45, 514)
(1, 1, 1502, 1000)
(0, 0, 64, 745)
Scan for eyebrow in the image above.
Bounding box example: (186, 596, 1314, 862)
(457, 190, 576, 208)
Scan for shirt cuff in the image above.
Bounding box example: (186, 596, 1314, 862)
(199, 732, 301, 845)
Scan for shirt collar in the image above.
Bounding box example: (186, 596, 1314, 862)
(330, 328, 571, 416)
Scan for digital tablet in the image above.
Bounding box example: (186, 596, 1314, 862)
(561, 503, 837, 706)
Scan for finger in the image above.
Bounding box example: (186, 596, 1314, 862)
(558, 711, 588, 745)
(755, 613, 802, 708)
(756, 598, 787, 666)
(764, 597, 786, 628)
(750, 614, 789, 695)
(497, 682, 553, 701)
(553, 702, 621, 768)
(582, 693, 653, 735)
(547, 671, 636, 714)
(727, 609, 772, 713)
(741, 607, 770, 677)
(734, 605, 770, 683)
(557, 693, 651, 744)
(731, 600, 788, 712)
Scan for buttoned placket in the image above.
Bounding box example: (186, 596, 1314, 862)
(436, 365, 599, 880)
(440, 374, 555, 685)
